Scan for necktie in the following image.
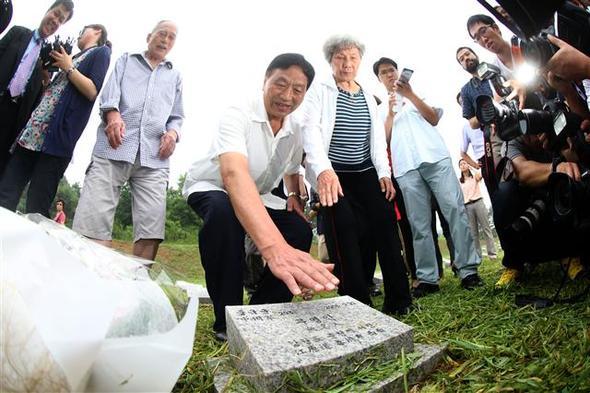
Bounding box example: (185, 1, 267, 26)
(8, 38, 43, 98)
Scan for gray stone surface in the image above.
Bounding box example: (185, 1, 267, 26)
(226, 296, 414, 392)
(211, 343, 446, 392)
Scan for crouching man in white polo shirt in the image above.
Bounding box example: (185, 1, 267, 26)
(183, 53, 339, 341)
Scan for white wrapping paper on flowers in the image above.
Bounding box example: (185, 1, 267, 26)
(0, 208, 198, 392)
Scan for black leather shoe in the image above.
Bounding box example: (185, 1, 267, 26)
(411, 282, 440, 298)
(214, 331, 228, 342)
(461, 273, 484, 290)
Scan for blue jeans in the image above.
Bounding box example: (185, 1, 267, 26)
(396, 158, 481, 284)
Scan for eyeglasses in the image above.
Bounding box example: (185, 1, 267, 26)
(472, 25, 493, 43)
(78, 26, 90, 37)
(378, 67, 396, 76)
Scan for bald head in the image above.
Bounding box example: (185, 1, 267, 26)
(146, 20, 177, 62)
(152, 20, 177, 34)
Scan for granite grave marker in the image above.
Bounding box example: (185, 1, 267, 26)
(225, 296, 414, 391)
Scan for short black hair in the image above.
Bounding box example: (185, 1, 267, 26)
(372, 57, 398, 77)
(47, 0, 74, 22)
(455, 46, 478, 63)
(466, 14, 496, 38)
(265, 53, 315, 89)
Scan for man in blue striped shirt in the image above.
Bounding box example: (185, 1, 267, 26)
(73, 20, 184, 261)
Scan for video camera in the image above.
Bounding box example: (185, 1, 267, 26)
(39, 35, 74, 72)
(476, 0, 590, 67)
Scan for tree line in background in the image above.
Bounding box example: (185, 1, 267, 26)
(18, 174, 202, 242)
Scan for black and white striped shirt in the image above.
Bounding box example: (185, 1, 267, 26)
(328, 87, 373, 172)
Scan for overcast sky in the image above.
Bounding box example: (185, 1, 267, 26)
(4, 0, 511, 187)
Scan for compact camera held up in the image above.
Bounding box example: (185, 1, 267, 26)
(39, 35, 74, 72)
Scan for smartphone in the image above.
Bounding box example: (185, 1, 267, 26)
(398, 68, 414, 83)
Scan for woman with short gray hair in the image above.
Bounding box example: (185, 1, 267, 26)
(301, 34, 412, 315)
(322, 35, 366, 63)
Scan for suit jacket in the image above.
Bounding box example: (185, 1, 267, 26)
(0, 25, 44, 134)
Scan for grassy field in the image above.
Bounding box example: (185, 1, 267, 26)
(113, 240, 590, 392)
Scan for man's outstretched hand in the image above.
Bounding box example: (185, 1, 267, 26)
(261, 242, 339, 296)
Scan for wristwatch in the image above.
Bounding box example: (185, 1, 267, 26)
(65, 66, 76, 76)
(287, 192, 301, 199)
(551, 156, 564, 173)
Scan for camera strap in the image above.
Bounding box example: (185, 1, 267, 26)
(515, 260, 590, 309)
(481, 125, 499, 194)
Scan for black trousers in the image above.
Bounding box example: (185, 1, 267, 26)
(0, 94, 22, 177)
(432, 196, 455, 276)
(0, 145, 70, 217)
(492, 179, 589, 270)
(188, 190, 312, 332)
(321, 168, 411, 310)
(364, 176, 415, 283)
(478, 154, 497, 197)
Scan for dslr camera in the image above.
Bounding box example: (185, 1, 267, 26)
(548, 166, 590, 230)
(475, 92, 584, 151)
(476, 62, 512, 97)
(39, 35, 74, 72)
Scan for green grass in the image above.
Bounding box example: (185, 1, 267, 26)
(114, 240, 590, 392)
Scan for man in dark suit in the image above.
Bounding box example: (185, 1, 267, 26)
(0, 0, 74, 176)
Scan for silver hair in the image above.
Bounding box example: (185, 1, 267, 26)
(152, 20, 177, 34)
(322, 34, 365, 63)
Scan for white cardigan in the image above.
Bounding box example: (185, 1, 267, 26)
(300, 77, 392, 189)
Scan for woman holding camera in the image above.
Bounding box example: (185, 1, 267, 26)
(301, 35, 412, 315)
(459, 159, 497, 259)
(0, 24, 111, 217)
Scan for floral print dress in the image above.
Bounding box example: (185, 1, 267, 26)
(17, 47, 96, 152)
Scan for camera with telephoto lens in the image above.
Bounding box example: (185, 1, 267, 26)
(475, 94, 584, 151)
(548, 166, 590, 230)
(511, 195, 547, 234)
(476, 0, 590, 66)
(39, 35, 74, 72)
(475, 95, 520, 140)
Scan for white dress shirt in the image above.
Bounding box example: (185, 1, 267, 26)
(183, 94, 303, 210)
(460, 120, 485, 159)
(380, 98, 448, 177)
